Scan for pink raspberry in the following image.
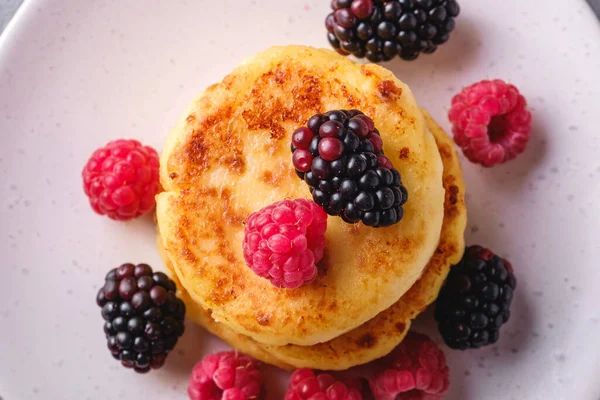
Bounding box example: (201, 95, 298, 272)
(448, 79, 532, 167)
(188, 351, 263, 400)
(242, 199, 327, 289)
(285, 369, 364, 400)
(367, 332, 449, 400)
(82, 139, 160, 220)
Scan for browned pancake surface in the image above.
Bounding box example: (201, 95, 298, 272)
(156, 46, 445, 346)
(159, 111, 466, 369)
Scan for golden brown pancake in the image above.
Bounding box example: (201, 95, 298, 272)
(156, 46, 445, 346)
(158, 111, 466, 370)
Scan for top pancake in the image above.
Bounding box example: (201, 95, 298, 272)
(158, 110, 467, 370)
(156, 45, 445, 346)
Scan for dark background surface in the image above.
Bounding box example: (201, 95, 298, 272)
(590, 0, 600, 17)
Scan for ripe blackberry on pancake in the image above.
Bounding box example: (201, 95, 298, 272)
(292, 109, 408, 227)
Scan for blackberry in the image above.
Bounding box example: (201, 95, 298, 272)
(291, 110, 408, 228)
(434, 246, 517, 350)
(96, 263, 186, 372)
(326, 0, 460, 61)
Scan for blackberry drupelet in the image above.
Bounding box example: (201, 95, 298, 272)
(96, 263, 186, 372)
(326, 0, 460, 61)
(291, 110, 408, 228)
(435, 246, 517, 350)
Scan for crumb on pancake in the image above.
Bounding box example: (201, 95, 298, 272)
(256, 312, 272, 326)
(399, 147, 410, 159)
(377, 80, 403, 99)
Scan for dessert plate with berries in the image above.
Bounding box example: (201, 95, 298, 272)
(1, 1, 599, 400)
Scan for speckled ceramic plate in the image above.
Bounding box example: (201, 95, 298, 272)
(1, 0, 599, 399)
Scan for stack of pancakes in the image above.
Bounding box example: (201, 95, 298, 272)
(156, 46, 466, 370)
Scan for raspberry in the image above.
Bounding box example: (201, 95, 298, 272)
(82, 139, 160, 220)
(96, 263, 186, 373)
(367, 332, 449, 400)
(188, 351, 263, 400)
(326, 0, 460, 62)
(291, 110, 408, 228)
(435, 245, 517, 349)
(242, 199, 327, 289)
(448, 80, 532, 167)
(285, 369, 364, 400)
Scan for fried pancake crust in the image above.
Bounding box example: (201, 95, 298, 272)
(156, 46, 445, 346)
(158, 110, 465, 369)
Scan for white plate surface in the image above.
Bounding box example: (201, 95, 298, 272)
(1, 0, 600, 399)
